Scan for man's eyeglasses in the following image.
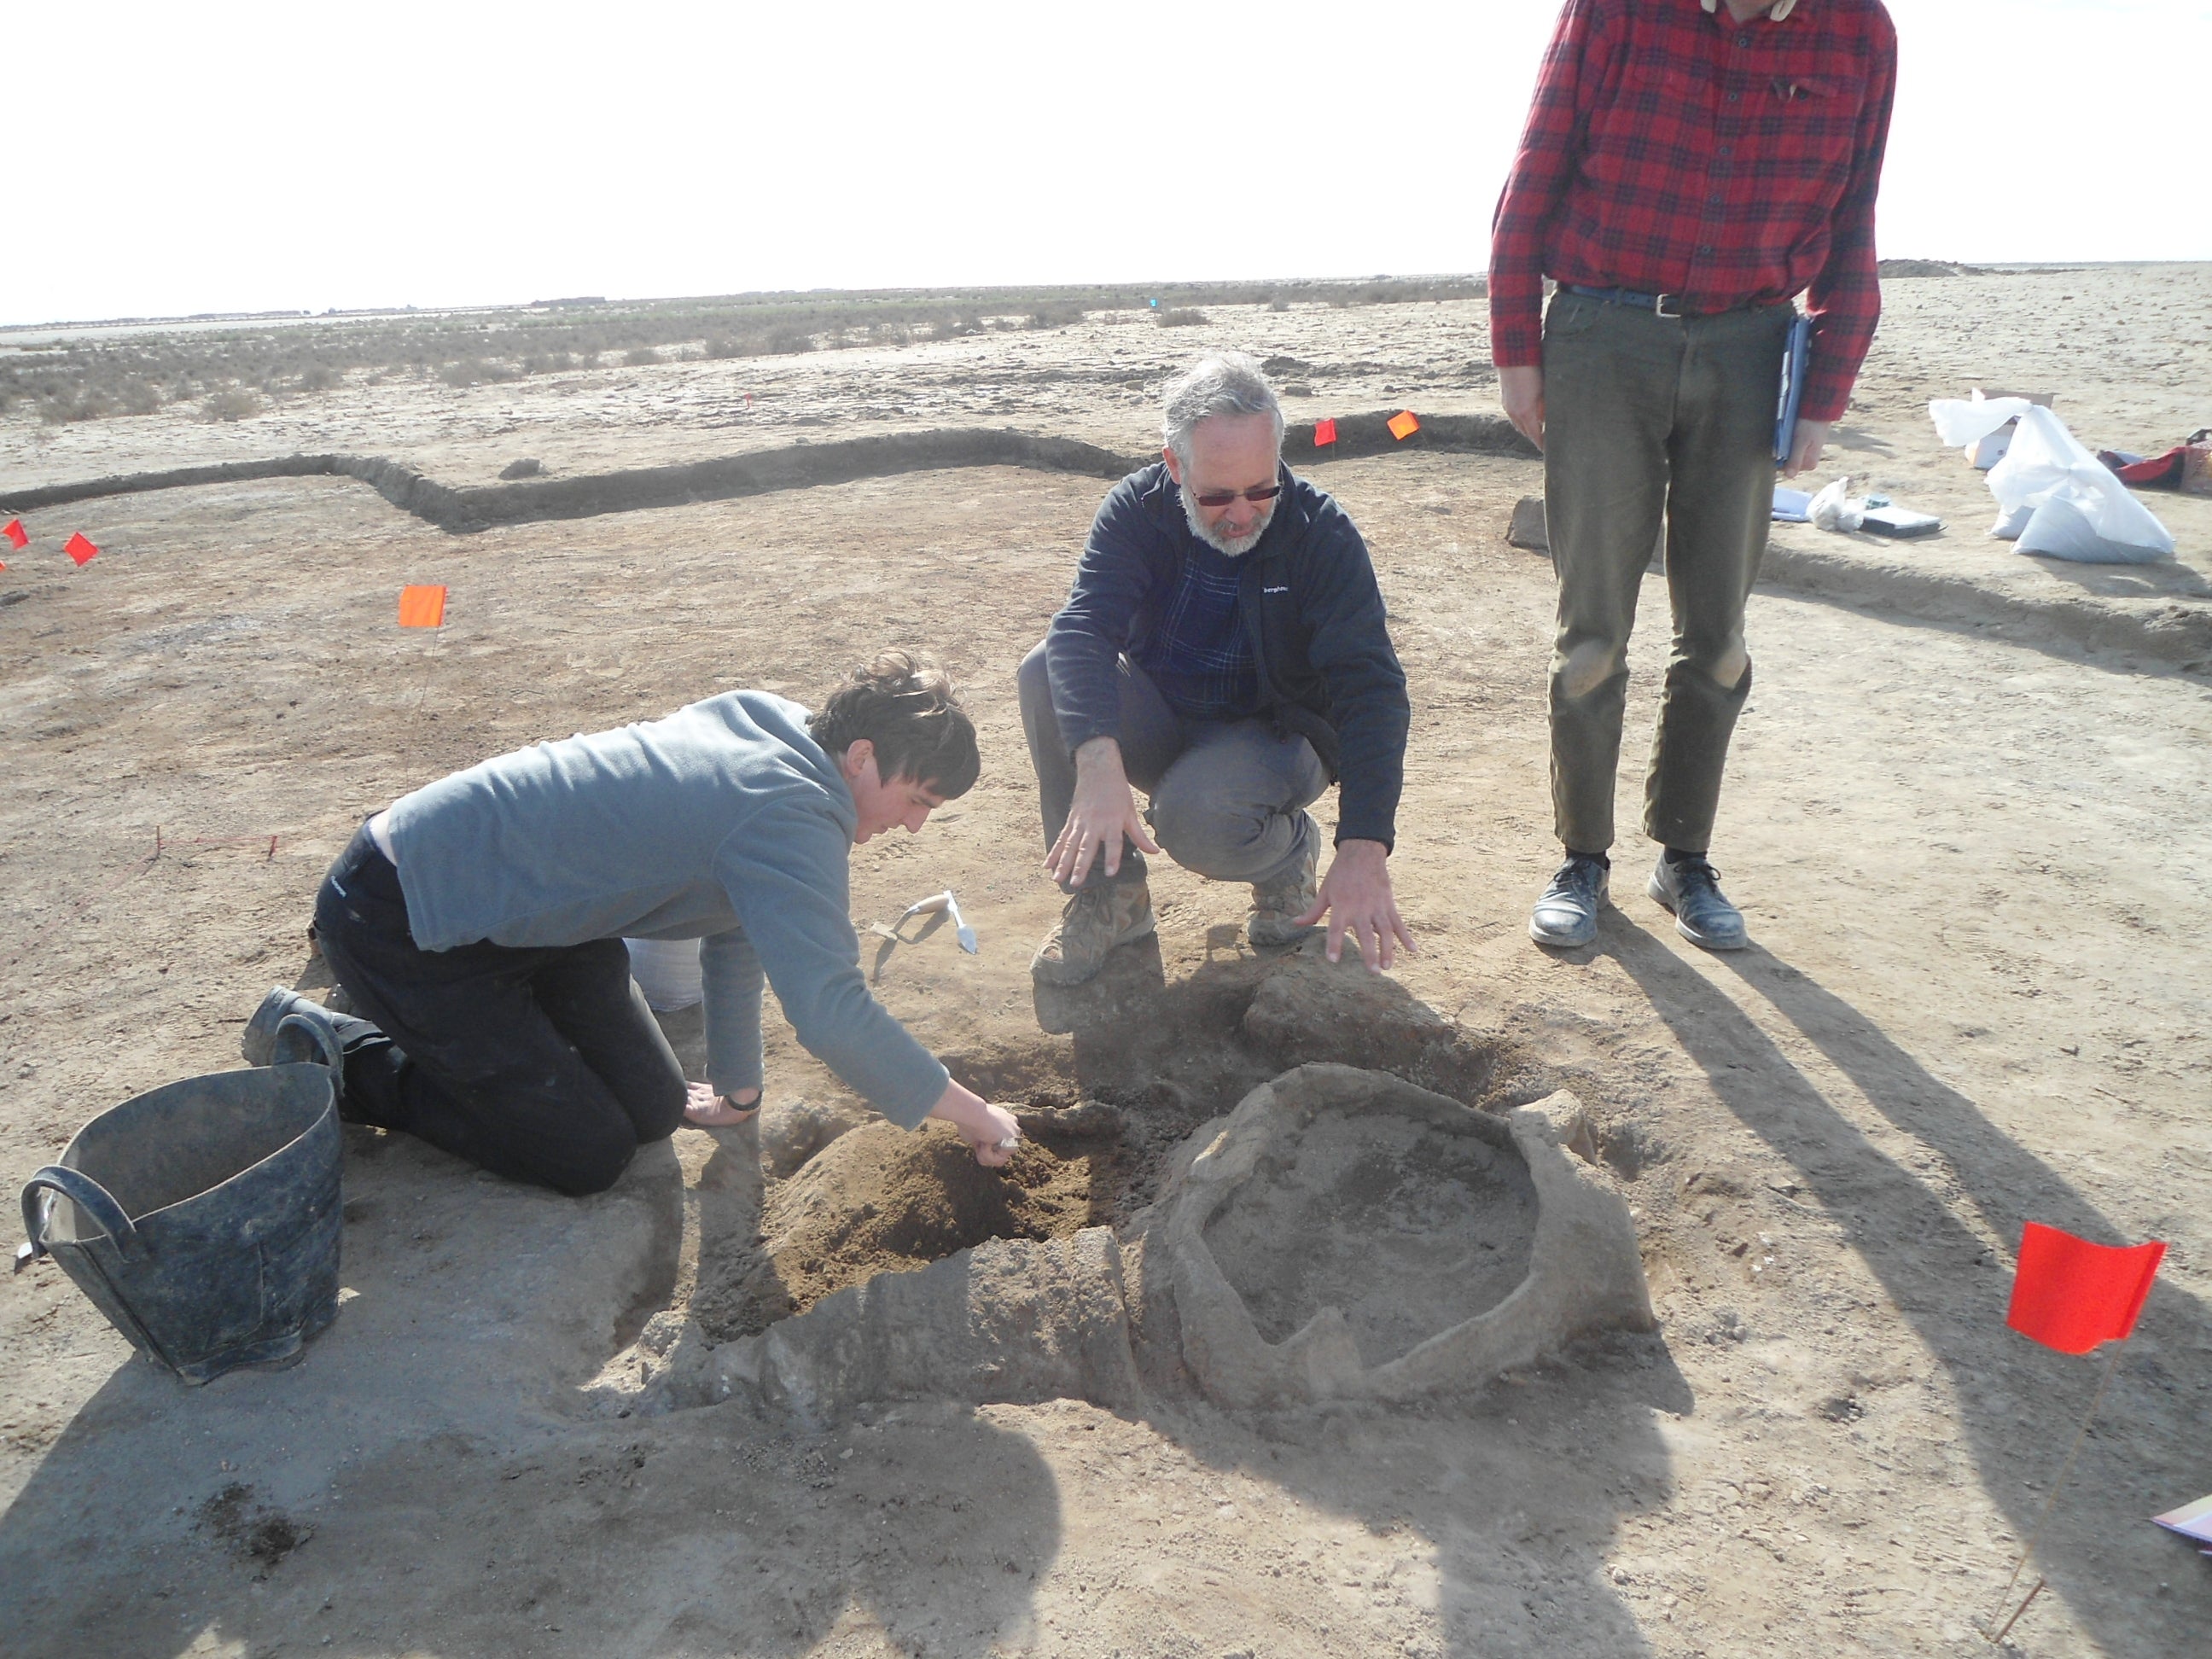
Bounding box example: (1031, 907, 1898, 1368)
(1188, 483, 1283, 509)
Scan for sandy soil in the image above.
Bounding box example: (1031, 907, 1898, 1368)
(2, 270, 2209, 1658)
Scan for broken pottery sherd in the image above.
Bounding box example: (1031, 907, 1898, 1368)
(665, 1225, 1144, 1429)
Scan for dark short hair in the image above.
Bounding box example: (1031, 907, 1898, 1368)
(807, 650, 980, 798)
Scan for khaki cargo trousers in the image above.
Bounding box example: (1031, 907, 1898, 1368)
(1540, 287, 1795, 856)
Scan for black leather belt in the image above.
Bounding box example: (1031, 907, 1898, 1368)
(1564, 283, 1768, 318)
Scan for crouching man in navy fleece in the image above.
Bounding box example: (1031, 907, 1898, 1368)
(1021, 352, 1413, 987)
(243, 653, 1021, 1194)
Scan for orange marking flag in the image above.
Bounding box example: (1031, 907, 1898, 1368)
(3, 518, 26, 550)
(64, 532, 100, 567)
(2005, 1222, 2165, 1355)
(1313, 417, 1338, 447)
(1388, 410, 1421, 441)
(398, 585, 449, 628)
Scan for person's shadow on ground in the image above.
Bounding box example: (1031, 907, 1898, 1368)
(1113, 1330, 1694, 1657)
(1604, 916, 2212, 1650)
(0, 1120, 1062, 1659)
(1038, 945, 1689, 1656)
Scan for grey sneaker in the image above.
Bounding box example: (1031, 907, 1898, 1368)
(1248, 820, 1321, 947)
(1649, 854, 1748, 951)
(242, 984, 318, 1066)
(1530, 855, 1610, 948)
(1030, 879, 1156, 987)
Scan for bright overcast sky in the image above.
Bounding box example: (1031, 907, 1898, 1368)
(5, 0, 2206, 328)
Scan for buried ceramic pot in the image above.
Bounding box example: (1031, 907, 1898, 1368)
(1156, 1062, 1654, 1409)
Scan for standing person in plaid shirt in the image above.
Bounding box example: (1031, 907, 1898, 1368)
(1018, 352, 1412, 989)
(1493, 0, 1897, 951)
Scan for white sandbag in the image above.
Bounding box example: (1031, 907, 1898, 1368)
(1929, 399, 2174, 564)
(2010, 493, 2149, 562)
(625, 936, 703, 1011)
(1991, 405, 2174, 562)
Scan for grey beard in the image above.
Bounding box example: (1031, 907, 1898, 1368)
(1180, 486, 1274, 558)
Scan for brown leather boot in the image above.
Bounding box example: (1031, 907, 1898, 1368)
(1247, 819, 1321, 946)
(1029, 878, 1156, 987)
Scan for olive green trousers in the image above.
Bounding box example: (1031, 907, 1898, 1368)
(1540, 288, 1794, 855)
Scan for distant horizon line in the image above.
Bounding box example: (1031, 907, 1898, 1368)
(8, 259, 2203, 339)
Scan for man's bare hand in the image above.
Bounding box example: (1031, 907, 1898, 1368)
(1500, 364, 1545, 452)
(1045, 736, 1160, 888)
(684, 1080, 760, 1127)
(1295, 838, 1415, 971)
(1783, 417, 1831, 480)
(927, 1080, 1021, 1168)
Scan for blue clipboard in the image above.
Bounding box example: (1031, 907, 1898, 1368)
(1774, 310, 1811, 463)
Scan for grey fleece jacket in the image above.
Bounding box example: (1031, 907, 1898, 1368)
(383, 690, 948, 1126)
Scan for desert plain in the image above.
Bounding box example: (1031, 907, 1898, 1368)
(1, 265, 2209, 1658)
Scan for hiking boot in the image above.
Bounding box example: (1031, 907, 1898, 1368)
(1529, 854, 1610, 949)
(1029, 879, 1155, 987)
(1648, 853, 1748, 951)
(1248, 822, 1322, 947)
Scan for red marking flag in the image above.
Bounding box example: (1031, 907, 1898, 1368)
(397, 585, 448, 628)
(1388, 410, 1421, 441)
(3, 518, 26, 550)
(64, 532, 100, 567)
(2006, 1222, 2164, 1354)
(1313, 417, 1337, 447)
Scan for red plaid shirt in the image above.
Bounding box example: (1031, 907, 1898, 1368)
(1489, 0, 1897, 423)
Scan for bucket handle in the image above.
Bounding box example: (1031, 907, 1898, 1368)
(18, 1165, 141, 1269)
(273, 1010, 344, 1074)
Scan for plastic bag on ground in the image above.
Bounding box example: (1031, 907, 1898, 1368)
(1807, 476, 1865, 533)
(1930, 392, 2034, 450)
(1929, 398, 2174, 564)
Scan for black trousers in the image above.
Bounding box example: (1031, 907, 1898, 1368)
(311, 824, 687, 1196)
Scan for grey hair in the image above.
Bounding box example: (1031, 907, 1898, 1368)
(1161, 352, 1284, 463)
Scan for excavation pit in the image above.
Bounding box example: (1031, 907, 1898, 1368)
(693, 1118, 1107, 1342)
(659, 1068, 1651, 1426)
(684, 953, 1565, 1351)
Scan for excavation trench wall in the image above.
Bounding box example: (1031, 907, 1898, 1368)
(7, 412, 2202, 669)
(0, 412, 1534, 533)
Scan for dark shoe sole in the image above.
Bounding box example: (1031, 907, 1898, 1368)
(242, 984, 306, 1066)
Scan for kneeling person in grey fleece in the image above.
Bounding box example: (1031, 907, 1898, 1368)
(247, 653, 1020, 1195)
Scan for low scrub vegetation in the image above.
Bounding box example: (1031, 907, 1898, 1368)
(199, 386, 264, 422)
(0, 276, 1486, 425)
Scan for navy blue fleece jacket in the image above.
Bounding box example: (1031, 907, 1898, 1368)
(1044, 462, 1410, 849)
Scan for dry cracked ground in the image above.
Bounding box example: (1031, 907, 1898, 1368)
(1, 270, 2209, 1658)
